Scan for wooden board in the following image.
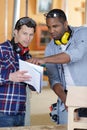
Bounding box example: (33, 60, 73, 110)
(0, 125, 67, 130)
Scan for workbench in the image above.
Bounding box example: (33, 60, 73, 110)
(0, 125, 67, 130)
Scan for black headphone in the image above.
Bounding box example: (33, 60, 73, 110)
(10, 38, 32, 58)
(13, 42, 29, 55)
(54, 31, 71, 45)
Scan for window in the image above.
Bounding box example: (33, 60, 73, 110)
(36, 0, 53, 13)
(36, 25, 51, 50)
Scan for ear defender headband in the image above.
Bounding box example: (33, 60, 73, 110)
(55, 32, 70, 45)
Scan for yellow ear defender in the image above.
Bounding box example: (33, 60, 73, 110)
(55, 32, 70, 45)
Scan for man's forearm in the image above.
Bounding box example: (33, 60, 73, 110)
(52, 83, 67, 104)
(27, 52, 70, 65)
(43, 52, 70, 64)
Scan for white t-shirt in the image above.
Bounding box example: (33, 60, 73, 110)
(61, 44, 75, 90)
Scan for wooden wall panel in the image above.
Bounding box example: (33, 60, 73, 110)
(0, 0, 5, 43)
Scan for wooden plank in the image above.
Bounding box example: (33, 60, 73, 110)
(66, 86, 87, 107)
(0, 125, 67, 130)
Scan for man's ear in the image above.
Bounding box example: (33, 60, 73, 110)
(64, 21, 68, 29)
(13, 29, 18, 37)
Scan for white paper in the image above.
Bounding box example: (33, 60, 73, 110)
(19, 59, 43, 93)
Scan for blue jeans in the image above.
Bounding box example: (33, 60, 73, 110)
(57, 99, 87, 124)
(57, 98, 68, 124)
(0, 113, 25, 127)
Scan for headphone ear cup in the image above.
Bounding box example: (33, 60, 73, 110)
(17, 43, 29, 55)
(61, 32, 70, 45)
(14, 43, 22, 53)
(10, 39, 29, 55)
(13, 43, 29, 55)
(55, 40, 62, 45)
(21, 47, 29, 55)
(54, 32, 70, 45)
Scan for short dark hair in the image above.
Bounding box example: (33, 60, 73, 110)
(15, 17, 37, 32)
(44, 9, 67, 23)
